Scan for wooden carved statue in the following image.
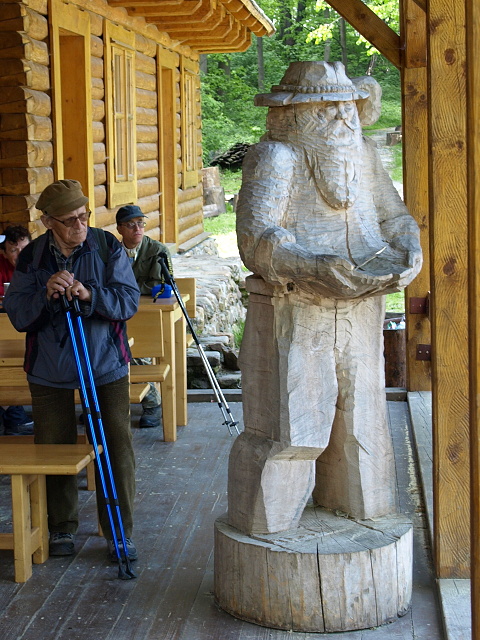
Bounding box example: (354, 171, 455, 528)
(228, 61, 422, 535)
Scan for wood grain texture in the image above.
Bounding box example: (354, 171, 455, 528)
(427, 0, 470, 578)
(214, 508, 412, 632)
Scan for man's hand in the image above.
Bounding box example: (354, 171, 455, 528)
(46, 271, 92, 302)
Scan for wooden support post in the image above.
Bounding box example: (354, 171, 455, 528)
(466, 0, 480, 634)
(427, 0, 470, 578)
(400, 0, 431, 392)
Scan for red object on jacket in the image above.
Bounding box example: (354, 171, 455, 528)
(0, 253, 14, 295)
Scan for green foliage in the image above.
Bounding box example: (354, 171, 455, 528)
(386, 292, 405, 313)
(203, 206, 237, 236)
(233, 319, 245, 349)
(201, 1, 403, 162)
(218, 168, 243, 194)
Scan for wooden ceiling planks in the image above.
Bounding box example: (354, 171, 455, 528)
(106, 0, 274, 52)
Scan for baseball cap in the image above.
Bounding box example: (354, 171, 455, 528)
(116, 205, 147, 224)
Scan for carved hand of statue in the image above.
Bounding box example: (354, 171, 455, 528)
(308, 253, 403, 299)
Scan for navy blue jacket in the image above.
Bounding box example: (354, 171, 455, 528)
(4, 228, 140, 388)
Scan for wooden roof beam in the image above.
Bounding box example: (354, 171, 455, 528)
(108, 0, 195, 7)
(325, 0, 401, 68)
(126, 0, 210, 18)
(413, 0, 426, 11)
(149, 10, 225, 32)
(221, 0, 274, 35)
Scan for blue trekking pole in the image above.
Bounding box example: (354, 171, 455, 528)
(61, 295, 136, 580)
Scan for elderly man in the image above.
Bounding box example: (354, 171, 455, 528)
(228, 61, 422, 535)
(116, 204, 173, 428)
(4, 180, 140, 561)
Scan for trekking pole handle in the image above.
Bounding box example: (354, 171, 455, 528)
(60, 294, 81, 315)
(158, 252, 173, 286)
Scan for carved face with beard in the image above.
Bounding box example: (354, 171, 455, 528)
(267, 100, 364, 209)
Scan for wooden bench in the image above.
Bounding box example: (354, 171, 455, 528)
(0, 443, 97, 583)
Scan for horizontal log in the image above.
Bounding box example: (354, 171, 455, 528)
(0, 166, 53, 195)
(0, 87, 51, 116)
(0, 34, 48, 65)
(144, 213, 160, 232)
(0, 59, 49, 91)
(136, 69, 156, 92)
(1, 8, 48, 41)
(22, 0, 47, 15)
(137, 176, 159, 198)
(135, 33, 156, 58)
(93, 163, 106, 186)
(178, 207, 203, 234)
(93, 142, 106, 165)
(137, 193, 160, 214)
(92, 206, 112, 229)
(178, 222, 204, 247)
(137, 124, 158, 143)
(91, 77, 104, 100)
(178, 183, 202, 204)
(1, 193, 39, 216)
(90, 34, 103, 58)
(136, 106, 157, 126)
(135, 50, 156, 76)
(92, 120, 104, 143)
(136, 142, 158, 162)
(0, 113, 51, 141)
(0, 140, 53, 168)
(92, 99, 105, 122)
(91, 55, 103, 79)
(88, 10, 103, 37)
(136, 87, 157, 110)
(136, 159, 158, 179)
(94, 185, 106, 209)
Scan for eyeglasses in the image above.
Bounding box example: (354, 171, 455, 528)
(48, 211, 91, 227)
(121, 220, 147, 229)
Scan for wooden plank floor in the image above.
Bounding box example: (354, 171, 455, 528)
(0, 401, 444, 639)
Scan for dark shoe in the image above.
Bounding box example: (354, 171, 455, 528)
(49, 532, 75, 556)
(4, 421, 34, 436)
(139, 406, 161, 428)
(107, 537, 138, 562)
(4, 406, 34, 435)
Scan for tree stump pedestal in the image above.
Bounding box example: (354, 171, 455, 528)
(214, 506, 413, 633)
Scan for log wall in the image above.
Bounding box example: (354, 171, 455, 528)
(0, 0, 204, 249)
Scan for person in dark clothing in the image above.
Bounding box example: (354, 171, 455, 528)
(116, 204, 173, 428)
(0, 225, 34, 435)
(4, 180, 140, 562)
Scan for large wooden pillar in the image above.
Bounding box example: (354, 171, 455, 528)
(466, 0, 480, 633)
(399, 0, 431, 392)
(427, 0, 470, 578)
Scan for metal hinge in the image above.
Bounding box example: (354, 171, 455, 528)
(409, 292, 430, 317)
(416, 344, 432, 361)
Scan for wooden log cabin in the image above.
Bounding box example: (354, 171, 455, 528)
(0, 0, 274, 251)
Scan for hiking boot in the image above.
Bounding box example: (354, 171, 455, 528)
(139, 406, 161, 428)
(107, 537, 138, 562)
(49, 532, 75, 556)
(3, 406, 34, 436)
(4, 421, 34, 436)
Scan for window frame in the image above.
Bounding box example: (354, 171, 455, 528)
(180, 57, 199, 190)
(104, 22, 137, 207)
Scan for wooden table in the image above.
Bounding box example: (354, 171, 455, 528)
(135, 295, 189, 441)
(0, 443, 97, 582)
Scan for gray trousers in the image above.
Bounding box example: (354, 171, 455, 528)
(30, 375, 136, 538)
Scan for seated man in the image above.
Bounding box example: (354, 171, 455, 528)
(0, 225, 34, 435)
(116, 205, 173, 428)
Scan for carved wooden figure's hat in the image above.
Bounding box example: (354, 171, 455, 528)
(255, 61, 382, 125)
